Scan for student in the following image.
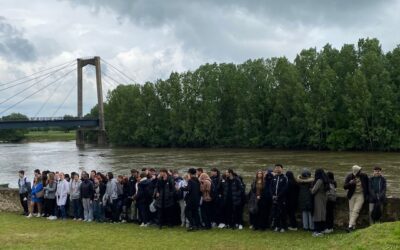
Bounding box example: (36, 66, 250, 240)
(127, 169, 139, 221)
(210, 168, 223, 228)
(27, 176, 44, 218)
(176, 173, 189, 227)
(368, 166, 386, 224)
(182, 168, 201, 231)
(70, 173, 82, 220)
(93, 176, 106, 222)
(344, 165, 369, 232)
(43, 172, 57, 218)
(262, 168, 274, 230)
(17, 170, 31, 216)
(270, 164, 288, 232)
(199, 172, 213, 229)
(248, 170, 265, 230)
(325, 171, 337, 233)
(80, 173, 94, 222)
(104, 172, 119, 222)
(286, 171, 299, 231)
(311, 169, 329, 237)
(222, 169, 244, 230)
(196, 168, 204, 178)
(56, 172, 69, 220)
(172, 170, 184, 226)
(297, 169, 314, 231)
(154, 169, 175, 229)
(90, 170, 97, 182)
(135, 172, 152, 227)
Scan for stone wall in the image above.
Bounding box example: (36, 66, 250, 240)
(1, 188, 398, 227)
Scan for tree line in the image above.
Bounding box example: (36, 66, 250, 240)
(96, 38, 400, 150)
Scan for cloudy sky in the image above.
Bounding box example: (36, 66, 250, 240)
(0, 0, 399, 117)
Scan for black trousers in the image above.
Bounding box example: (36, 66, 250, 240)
(158, 206, 173, 228)
(271, 200, 287, 230)
(19, 193, 29, 214)
(44, 198, 56, 216)
(186, 205, 201, 228)
(326, 200, 335, 229)
(286, 202, 297, 228)
(225, 202, 241, 228)
(137, 202, 150, 224)
(201, 201, 213, 228)
(213, 198, 224, 224)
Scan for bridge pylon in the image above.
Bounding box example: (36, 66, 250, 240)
(76, 56, 107, 146)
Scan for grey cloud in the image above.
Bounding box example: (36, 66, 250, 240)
(0, 16, 37, 61)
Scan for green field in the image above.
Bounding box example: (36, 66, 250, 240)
(25, 131, 75, 142)
(0, 213, 399, 250)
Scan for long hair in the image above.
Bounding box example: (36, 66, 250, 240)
(314, 168, 330, 191)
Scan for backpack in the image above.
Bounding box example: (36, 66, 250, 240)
(326, 183, 337, 202)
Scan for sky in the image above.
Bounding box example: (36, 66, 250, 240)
(0, 0, 400, 117)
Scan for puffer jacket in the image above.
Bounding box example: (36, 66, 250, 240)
(154, 176, 175, 209)
(297, 176, 314, 211)
(222, 176, 244, 206)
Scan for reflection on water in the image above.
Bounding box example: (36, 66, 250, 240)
(0, 141, 399, 196)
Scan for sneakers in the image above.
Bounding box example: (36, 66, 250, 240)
(218, 223, 226, 229)
(346, 226, 355, 233)
(312, 232, 323, 237)
(87, 219, 92, 222)
(288, 227, 298, 231)
(324, 228, 333, 234)
(36, 213, 41, 218)
(212, 222, 217, 228)
(274, 227, 279, 232)
(280, 229, 285, 233)
(48, 216, 57, 220)
(238, 225, 243, 230)
(140, 223, 145, 227)
(26, 213, 33, 218)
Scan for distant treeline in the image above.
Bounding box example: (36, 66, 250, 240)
(48, 38, 400, 150)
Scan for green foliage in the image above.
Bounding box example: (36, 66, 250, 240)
(0, 113, 28, 142)
(99, 38, 400, 150)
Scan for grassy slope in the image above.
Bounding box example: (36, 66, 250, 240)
(0, 213, 399, 250)
(24, 131, 75, 142)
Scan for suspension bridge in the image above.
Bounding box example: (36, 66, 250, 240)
(0, 56, 136, 145)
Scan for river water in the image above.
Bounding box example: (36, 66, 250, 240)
(1, 141, 399, 197)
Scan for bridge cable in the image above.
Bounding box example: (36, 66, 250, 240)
(100, 58, 138, 84)
(0, 61, 76, 93)
(102, 71, 124, 86)
(0, 60, 76, 88)
(51, 82, 77, 117)
(0, 68, 76, 116)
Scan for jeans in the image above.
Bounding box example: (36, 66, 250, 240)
(137, 202, 150, 224)
(59, 205, 66, 219)
(19, 193, 29, 214)
(93, 200, 104, 221)
(369, 203, 383, 224)
(201, 201, 213, 228)
(82, 198, 93, 221)
(72, 199, 81, 219)
(186, 205, 201, 228)
(271, 200, 287, 230)
(302, 211, 314, 230)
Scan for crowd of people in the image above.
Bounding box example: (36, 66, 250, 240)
(17, 164, 387, 237)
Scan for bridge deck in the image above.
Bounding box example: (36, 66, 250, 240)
(0, 118, 99, 129)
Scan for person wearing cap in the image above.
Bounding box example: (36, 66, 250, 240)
(344, 165, 369, 232)
(368, 166, 386, 224)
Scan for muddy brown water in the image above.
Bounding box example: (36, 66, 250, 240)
(1, 141, 398, 197)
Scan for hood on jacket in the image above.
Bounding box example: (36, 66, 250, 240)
(352, 165, 362, 176)
(199, 173, 211, 183)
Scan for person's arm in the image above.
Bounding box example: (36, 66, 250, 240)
(89, 182, 94, 201)
(343, 175, 354, 190)
(311, 179, 322, 195)
(380, 177, 387, 201)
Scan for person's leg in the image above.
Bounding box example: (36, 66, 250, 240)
(326, 201, 333, 229)
(349, 194, 364, 228)
(302, 211, 309, 230)
(288, 206, 297, 228)
(369, 203, 374, 225)
(37, 202, 42, 216)
(193, 206, 201, 228)
(279, 201, 287, 230)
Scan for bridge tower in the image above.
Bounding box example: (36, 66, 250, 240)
(76, 56, 106, 146)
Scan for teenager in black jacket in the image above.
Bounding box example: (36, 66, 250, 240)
(181, 168, 201, 231)
(270, 164, 288, 232)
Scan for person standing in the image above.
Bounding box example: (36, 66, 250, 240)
(43, 173, 57, 218)
(199, 172, 213, 230)
(368, 166, 386, 224)
(56, 172, 69, 220)
(27, 176, 43, 218)
(270, 164, 288, 232)
(93, 176, 106, 222)
(311, 169, 329, 237)
(18, 170, 31, 216)
(325, 171, 337, 233)
(344, 165, 369, 232)
(135, 172, 152, 226)
(297, 169, 314, 231)
(248, 170, 265, 230)
(182, 168, 201, 231)
(286, 171, 299, 231)
(81, 173, 94, 222)
(154, 169, 175, 229)
(70, 173, 82, 220)
(104, 172, 119, 222)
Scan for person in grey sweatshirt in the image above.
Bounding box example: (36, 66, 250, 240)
(43, 172, 57, 218)
(18, 170, 31, 216)
(70, 173, 82, 220)
(104, 172, 119, 222)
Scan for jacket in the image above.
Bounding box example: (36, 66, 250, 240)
(344, 173, 369, 200)
(369, 176, 386, 203)
(31, 183, 43, 202)
(183, 177, 201, 208)
(270, 174, 288, 202)
(18, 177, 31, 194)
(105, 178, 118, 202)
(199, 173, 212, 202)
(311, 179, 327, 222)
(70, 180, 81, 200)
(136, 178, 152, 205)
(44, 182, 57, 199)
(128, 176, 137, 197)
(80, 179, 94, 200)
(297, 176, 314, 211)
(154, 176, 175, 209)
(56, 179, 69, 206)
(222, 176, 244, 206)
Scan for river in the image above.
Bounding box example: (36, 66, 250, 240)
(0, 141, 398, 196)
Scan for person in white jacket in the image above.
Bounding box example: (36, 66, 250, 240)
(55, 172, 69, 220)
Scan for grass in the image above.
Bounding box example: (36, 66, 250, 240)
(25, 131, 75, 142)
(0, 213, 399, 250)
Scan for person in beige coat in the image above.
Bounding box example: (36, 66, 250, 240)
(311, 168, 329, 237)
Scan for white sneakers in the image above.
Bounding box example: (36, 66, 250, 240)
(140, 223, 149, 227)
(324, 228, 333, 234)
(238, 224, 243, 230)
(288, 227, 298, 231)
(218, 223, 226, 229)
(312, 232, 323, 237)
(26, 213, 33, 218)
(47, 216, 57, 220)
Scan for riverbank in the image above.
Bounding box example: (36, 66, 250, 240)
(24, 131, 75, 142)
(0, 212, 398, 249)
